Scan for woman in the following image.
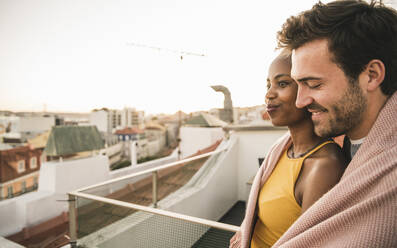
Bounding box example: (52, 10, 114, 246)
(230, 50, 347, 248)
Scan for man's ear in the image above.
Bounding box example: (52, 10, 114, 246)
(364, 59, 385, 92)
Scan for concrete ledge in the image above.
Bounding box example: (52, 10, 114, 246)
(223, 124, 287, 132)
(0, 237, 25, 248)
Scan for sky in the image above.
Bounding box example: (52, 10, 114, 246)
(0, 0, 328, 115)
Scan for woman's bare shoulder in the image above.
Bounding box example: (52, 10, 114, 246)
(307, 142, 348, 170)
(298, 142, 348, 212)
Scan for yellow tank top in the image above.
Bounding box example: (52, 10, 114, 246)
(251, 140, 334, 248)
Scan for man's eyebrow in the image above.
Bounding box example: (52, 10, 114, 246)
(295, 76, 322, 83)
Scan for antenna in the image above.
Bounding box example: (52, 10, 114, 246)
(126, 42, 206, 59)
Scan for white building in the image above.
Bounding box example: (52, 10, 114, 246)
(89, 109, 110, 133)
(121, 107, 145, 129)
(0, 116, 19, 134)
(145, 123, 167, 156)
(180, 112, 227, 158)
(0, 116, 55, 135)
(179, 127, 224, 158)
(90, 108, 145, 134)
(18, 116, 55, 133)
(234, 105, 268, 125)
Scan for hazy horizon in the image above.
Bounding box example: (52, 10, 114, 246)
(0, 0, 330, 115)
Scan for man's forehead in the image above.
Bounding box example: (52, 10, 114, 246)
(291, 39, 332, 79)
(292, 39, 329, 61)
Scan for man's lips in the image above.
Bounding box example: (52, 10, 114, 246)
(308, 108, 327, 118)
(306, 103, 328, 115)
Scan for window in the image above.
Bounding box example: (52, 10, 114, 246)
(117, 115, 121, 126)
(17, 160, 25, 173)
(21, 181, 26, 193)
(30, 157, 37, 169)
(34, 177, 38, 188)
(7, 186, 13, 198)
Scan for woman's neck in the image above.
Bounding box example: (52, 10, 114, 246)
(288, 119, 325, 156)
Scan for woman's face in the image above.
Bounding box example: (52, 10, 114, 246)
(266, 56, 309, 126)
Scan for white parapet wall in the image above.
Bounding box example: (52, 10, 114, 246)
(0, 147, 179, 237)
(0, 198, 22, 236)
(110, 148, 178, 180)
(165, 138, 239, 220)
(38, 155, 110, 194)
(86, 149, 179, 197)
(180, 126, 224, 158)
(0, 155, 109, 236)
(227, 126, 288, 201)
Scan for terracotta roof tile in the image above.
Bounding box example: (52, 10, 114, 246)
(115, 127, 144, 135)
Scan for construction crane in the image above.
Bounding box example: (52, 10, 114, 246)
(126, 42, 206, 60)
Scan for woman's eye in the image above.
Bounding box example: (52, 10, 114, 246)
(278, 81, 289, 88)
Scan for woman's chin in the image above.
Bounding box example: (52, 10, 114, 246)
(270, 119, 283, 126)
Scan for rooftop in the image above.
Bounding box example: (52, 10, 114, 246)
(44, 126, 104, 156)
(115, 127, 144, 135)
(27, 131, 50, 149)
(184, 113, 227, 127)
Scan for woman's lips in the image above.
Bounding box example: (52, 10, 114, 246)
(266, 105, 280, 113)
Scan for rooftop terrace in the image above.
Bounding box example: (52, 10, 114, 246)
(66, 125, 286, 248)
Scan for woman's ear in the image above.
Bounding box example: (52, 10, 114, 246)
(364, 59, 385, 92)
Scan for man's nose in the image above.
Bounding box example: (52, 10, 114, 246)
(295, 85, 313, 108)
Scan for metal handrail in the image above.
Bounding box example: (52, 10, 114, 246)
(68, 146, 237, 247)
(69, 190, 240, 233)
(76, 148, 228, 193)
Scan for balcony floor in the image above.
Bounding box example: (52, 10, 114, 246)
(192, 201, 245, 248)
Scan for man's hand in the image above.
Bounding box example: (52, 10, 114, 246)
(229, 230, 241, 248)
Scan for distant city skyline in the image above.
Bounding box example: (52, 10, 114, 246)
(1, 0, 331, 115)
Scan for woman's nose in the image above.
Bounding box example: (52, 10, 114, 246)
(265, 87, 276, 100)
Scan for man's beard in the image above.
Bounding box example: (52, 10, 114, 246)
(311, 80, 367, 138)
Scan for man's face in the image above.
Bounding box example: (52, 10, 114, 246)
(291, 39, 367, 137)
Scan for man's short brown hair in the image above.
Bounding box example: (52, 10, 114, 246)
(277, 0, 397, 95)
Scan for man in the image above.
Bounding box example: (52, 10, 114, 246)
(274, 0, 397, 247)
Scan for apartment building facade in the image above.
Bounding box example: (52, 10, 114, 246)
(0, 146, 43, 200)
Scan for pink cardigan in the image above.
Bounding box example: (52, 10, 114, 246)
(274, 93, 397, 247)
(236, 92, 397, 248)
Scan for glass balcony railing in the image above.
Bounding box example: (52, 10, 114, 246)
(68, 147, 240, 248)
